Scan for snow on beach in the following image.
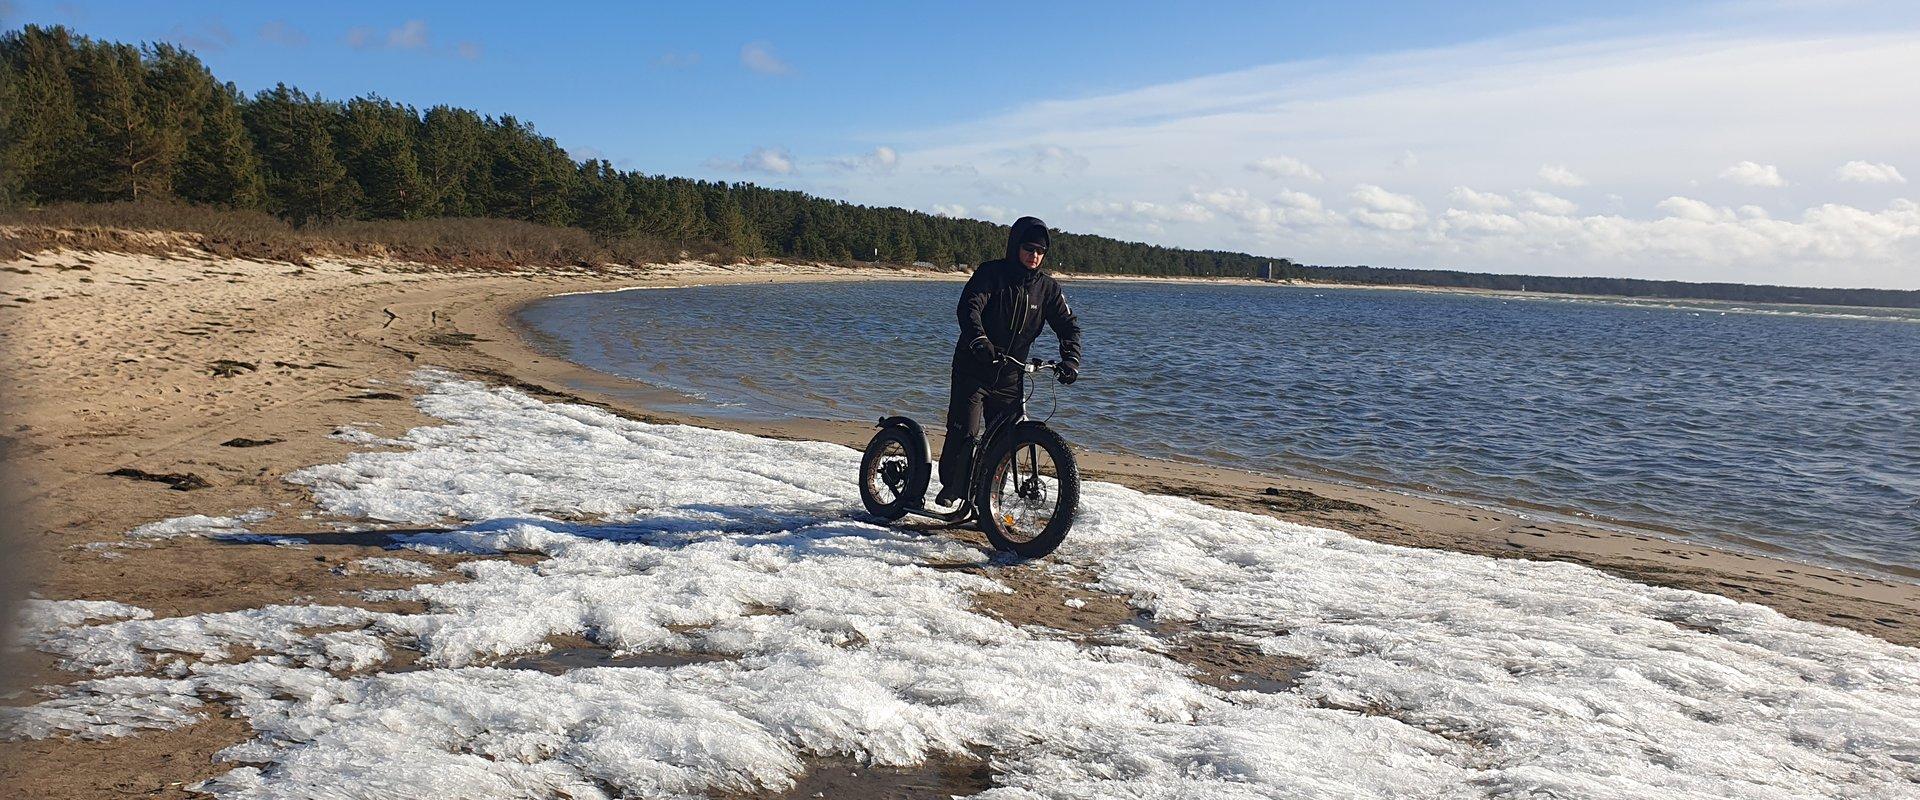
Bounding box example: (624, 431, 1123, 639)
(7, 371, 1919, 798)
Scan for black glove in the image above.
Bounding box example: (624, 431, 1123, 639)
(968, 337, 999, 367)
(1056, 361, 1079, 385)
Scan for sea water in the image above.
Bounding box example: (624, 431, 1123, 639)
(519, 280, 1920, 577)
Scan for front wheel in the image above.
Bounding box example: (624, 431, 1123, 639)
(975, 424, 1079, 558)
(859, 426, 929, 521)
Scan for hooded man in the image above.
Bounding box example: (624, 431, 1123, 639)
(934, 215, 1083, 508)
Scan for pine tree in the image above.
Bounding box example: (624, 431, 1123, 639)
(142, 45, 266, 208)
(418, 105, 484, 216)
(707, 188, 762, 257)
(573, 160, 632, 239)
(486, 115, 575, 225)
(244, 84, 359, 224)
(884, 223, 914, 264)
(1, 28, 86, 203)
(338, 97, 427, 219)
(72, 41, 175, 201)
(176, 80, 264, 207)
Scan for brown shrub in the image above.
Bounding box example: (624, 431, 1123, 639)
(0, 201, 679, 269)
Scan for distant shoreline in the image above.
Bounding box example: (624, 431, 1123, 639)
(1058, 271, 1920, 316)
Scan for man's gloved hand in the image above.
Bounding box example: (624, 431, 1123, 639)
(1056, 361, 1079, 385)
(968, 337, 999, 367)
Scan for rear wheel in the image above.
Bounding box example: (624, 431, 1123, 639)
(975, 424, 1079, 558)
(859, 426, 928, 521)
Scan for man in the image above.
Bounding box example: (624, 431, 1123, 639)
(934, 215, 1082, 508)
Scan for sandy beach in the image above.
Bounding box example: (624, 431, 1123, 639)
(2, 239, 1915, 797)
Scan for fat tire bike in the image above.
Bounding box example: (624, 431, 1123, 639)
(857, 356, 1080, 558)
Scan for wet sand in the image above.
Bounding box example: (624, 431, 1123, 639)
(1, 245, 1913, 798)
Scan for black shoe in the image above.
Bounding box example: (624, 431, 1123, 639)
(932, 488, 962, 509)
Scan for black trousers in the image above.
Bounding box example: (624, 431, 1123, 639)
(938, 363, 1021, 497)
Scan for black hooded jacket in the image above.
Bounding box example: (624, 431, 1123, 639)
(951, 216, 1082, 382)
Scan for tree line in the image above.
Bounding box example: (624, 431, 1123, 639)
(0, 25, 1297, 278)
(1312, 266, 1920, 309)
(4, 25, 1914, 306)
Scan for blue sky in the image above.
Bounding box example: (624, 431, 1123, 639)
(7, 1, 1919, 287)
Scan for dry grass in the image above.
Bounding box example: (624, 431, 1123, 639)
(0, 201, 681, 269)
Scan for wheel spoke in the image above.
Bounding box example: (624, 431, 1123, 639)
(987, 437, 1063, 542)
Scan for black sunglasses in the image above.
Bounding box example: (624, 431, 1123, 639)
(1021, 243, 1048, 255)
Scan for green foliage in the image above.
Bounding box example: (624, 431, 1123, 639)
(338, 96, 427, 220)
(417, 105, 486, 216)
(243, 84, 358, 225)
(177, 80, 264, 207)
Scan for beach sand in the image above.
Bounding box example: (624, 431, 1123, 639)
(2, 244, 1913, 797)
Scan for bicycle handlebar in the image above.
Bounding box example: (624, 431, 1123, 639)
(998, 355, 1058, 374)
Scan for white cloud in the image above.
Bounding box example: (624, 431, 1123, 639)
(1347, 184, 1427, 230)
(1656, 196, 1733, 222)
(1191, 188, 1339, 232)
(1447, 186, 1513, 211)
(1351, 183, 1428, 227)
(740, 41, 790, 75)
(344, 20, 461, 56)
(1392, 150, 1419, 170)
(1520, 190, 1578, 215)
(1441, 209, 1525, 235)
(710, 146, 795, 175)
(830, 146, 899, 174)
(1274, 189, 1325, 212)
(1246, 155, 1323, 182)
(1537, 164, 1588, 188)
(1001, 144, 1091, 175)
(388, 19, 428, 49)
(1350, 184, 1424, 215)
(973, 179, 1028, 198)
(932, 204, 968, 218)
(1720, 161, 1787, 187)
(1066, 199, 1214, 225)
(1836, 160, 1906, 184)
(976, 204, 1011, 222)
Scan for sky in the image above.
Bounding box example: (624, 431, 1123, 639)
(6, 0, 1919, 289)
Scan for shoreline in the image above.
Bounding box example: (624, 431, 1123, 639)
(468, 272, 1920, 634)
(505, 275, 1918, 586)
(2, 249, 1914, 796)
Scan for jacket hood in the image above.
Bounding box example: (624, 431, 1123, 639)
(1003, 216, 1051, 262)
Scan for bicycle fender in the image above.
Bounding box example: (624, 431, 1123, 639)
(876, 416, 934, 474)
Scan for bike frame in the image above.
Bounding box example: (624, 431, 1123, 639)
(968, 376, 1037, 494)
(880, 356, 1058, 524)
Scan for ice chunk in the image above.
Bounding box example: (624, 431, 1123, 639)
(343, 557, 437, 578)
(126, 509, 273, 539)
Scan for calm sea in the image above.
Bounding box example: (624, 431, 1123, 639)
(518, 280, 1920, 578)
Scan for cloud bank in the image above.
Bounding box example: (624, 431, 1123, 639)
(796, 18, 1920, 288)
